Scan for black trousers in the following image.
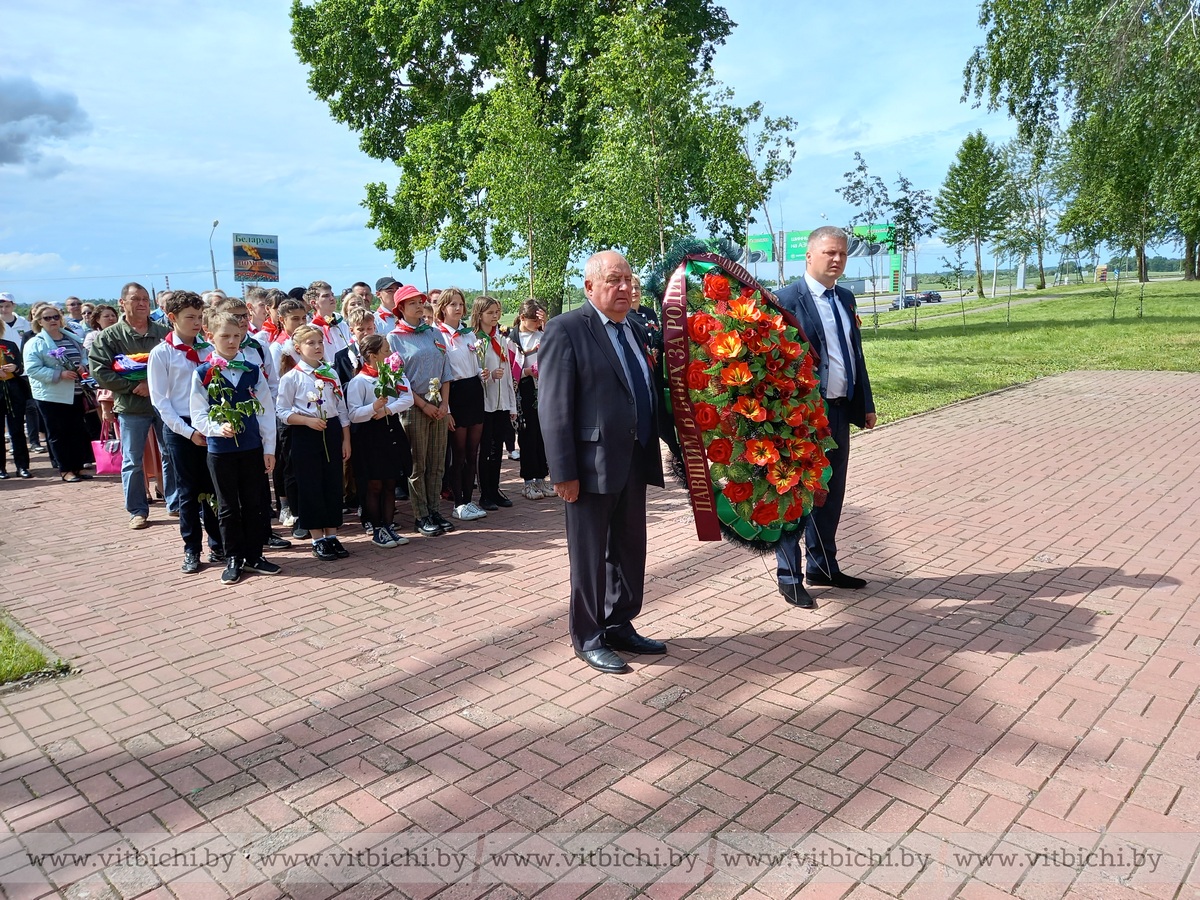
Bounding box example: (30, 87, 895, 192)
(208, 448, 266, 562)
(0, 386, 29, 470)
(162, 426, 222, 555)
(517, 376, 548, 480)
(775, 400, 852, 582)
(564, 444, 649, 652)
(36, 397, 89, 475)
(479, 410, 513, 501)
(290, 423, 344, 531)
(272, 421, 299, 516)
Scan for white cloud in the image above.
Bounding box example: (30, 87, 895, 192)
(0, 251, 65, 272)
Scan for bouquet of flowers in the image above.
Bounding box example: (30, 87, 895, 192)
(661, 252, 835, 551)
(202, 357, 263, 447)
(374, 352, 408, 400)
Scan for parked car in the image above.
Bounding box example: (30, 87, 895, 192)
(889, 295, 921, 310)
(915, 290, 942, 303)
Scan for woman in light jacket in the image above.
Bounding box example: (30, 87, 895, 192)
(23, 305, 93, 482)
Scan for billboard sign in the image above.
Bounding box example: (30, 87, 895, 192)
(747, 233, 775, 263)
(232, 233, 279, 283)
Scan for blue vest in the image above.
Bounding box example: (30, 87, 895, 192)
(196, 363, 263, 455)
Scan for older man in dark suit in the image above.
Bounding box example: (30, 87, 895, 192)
(772, 226, 877, 609)
(539, 250, 666, 674)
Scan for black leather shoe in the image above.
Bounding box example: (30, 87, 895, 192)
(779, 582, 818, 609)
(604, 632, 667, 655)
(416, 517, 442, 537)
(478, 498, 499, 511)
(807, 571, 867, 589)
(312, 538, 339, 561)
(575, 647, 629, 674)
(18, 469, 33, 479)
(431, 511, 455, 532)
(493, 492, 513, 508)
(329, 537, 350, 559)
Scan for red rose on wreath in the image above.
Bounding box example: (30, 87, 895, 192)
(707, 438, 733, 464)
(703, 273, 732, 304)
(686, 360, 712, 390)
(694, 402, 719, 430)
(723, 481, 753, 503)
(751, 499, 779, 526)
(784, 497, 805, 521)
(688, 313, 720, 344)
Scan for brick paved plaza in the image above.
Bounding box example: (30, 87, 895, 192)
(1, 371, 1198, 899)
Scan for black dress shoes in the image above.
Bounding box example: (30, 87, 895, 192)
(807, 571, 867, 589)
(779, 582, 818, 609)
(575, 647, 629, 674)
(604, 632, 667, 655)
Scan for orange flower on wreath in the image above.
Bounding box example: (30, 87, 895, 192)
(784, 403, 812, 427)
(723, 481, 753, 503)
(719, 361, 753, 387)
(743, 439, 780, 467)
(731, 396, 767, 422)
(703, 273, 732, 304)
(801, 466, 825, 492)
(727, 295, 763, 323)
(688, 313, 720, 344)
(777, 337, 803, 361)
(766, 460, 801, 494)
(693, 402, 720, 431)
(810, 407, 830, 431)
(750, 499, 779, 526)
(708, 331, 744, 360)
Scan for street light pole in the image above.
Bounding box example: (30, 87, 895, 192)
(208, 220, 220, 290)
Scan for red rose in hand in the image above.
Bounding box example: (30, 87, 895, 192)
(751, 499, 779, 526)
(703, 273, 732, 304)
(686, 360, 712, 390)
(688, 313, 720, 344)
(707, 438, 733, 464)
(723, 481, 753, 503)
(694, 402, 719, 430)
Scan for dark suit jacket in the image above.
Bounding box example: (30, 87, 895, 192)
(539, 303, 665, 494)
(774, 279, 875, 429)
(332, 344, 360, 391)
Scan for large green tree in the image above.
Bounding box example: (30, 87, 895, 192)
(999, 131, 1058, 289)
(964, 1, 1200, 281)
(934, 131, 1011, 297)
(291, 0, 735, 312)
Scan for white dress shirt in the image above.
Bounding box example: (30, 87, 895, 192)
(276, 361, 350, 427)
(346, 371, 415, 423)
(804, 272, 854, 400)
(188, 351, 277, 454)
(148, 336, 205, 439)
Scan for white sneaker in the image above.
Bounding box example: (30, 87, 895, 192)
(522, 481, 541, 500)
(453, 503, 486, 521)
(465, 501, 488, 518)
(279, 508, 297, 527)
(509, 449, 520, 460)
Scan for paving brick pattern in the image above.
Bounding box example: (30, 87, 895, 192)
(1, 371, 1198, 899)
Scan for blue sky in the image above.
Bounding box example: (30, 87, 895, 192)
(1, 0, 1017, 303)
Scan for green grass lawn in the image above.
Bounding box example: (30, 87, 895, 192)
(862, 280, 1200, 423)
(0, 618, 50, 686)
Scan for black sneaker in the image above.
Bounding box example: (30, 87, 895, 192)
(181, 550, 200, 575)
(266, 534, 292, 550)
(479, 497, 499, 511)
(221, 557, 242, 585)
(431, 511, 455, 533)
(415, 516, 442, 537)
(362, 520, 373, 534)
(292, 526, 310, 539)
(493, 492, 513, 508)
(328, 537, 350, 559)
(208, 548, 226, 563)
(312, 538, 339, 561)
(243, 556, 282, 575)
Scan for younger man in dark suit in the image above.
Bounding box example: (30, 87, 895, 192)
(539, 250, 666, 674)
(772, 226, 877, 609)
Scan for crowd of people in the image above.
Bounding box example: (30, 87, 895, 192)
(0, 279, 555, 585)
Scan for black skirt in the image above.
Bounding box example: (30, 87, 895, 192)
(351, 414, 405, 481)
(447, 376, 484, 428)
(290, 422, 344, 530)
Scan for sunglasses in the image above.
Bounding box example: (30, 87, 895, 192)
(41, 314, 62, 322)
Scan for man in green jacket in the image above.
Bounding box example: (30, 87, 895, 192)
(89, 282, 170, 529)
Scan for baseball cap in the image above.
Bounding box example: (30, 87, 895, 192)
(375, 276, 402, 292)
(0, 292, 15, 304)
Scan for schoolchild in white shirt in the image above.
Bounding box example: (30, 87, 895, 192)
(471, 295, 518, 511)
(306, 281, 350, 362)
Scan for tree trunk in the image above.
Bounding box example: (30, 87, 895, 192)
(973, 236, 985, 297)
(1035, 243, 1046, 289)
(1136, 243, 1148, 282)
(1184, 234, 1197, 281)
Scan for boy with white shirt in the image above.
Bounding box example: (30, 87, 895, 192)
(147, 291, 224, 574)
(306, 281, 350, 361)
